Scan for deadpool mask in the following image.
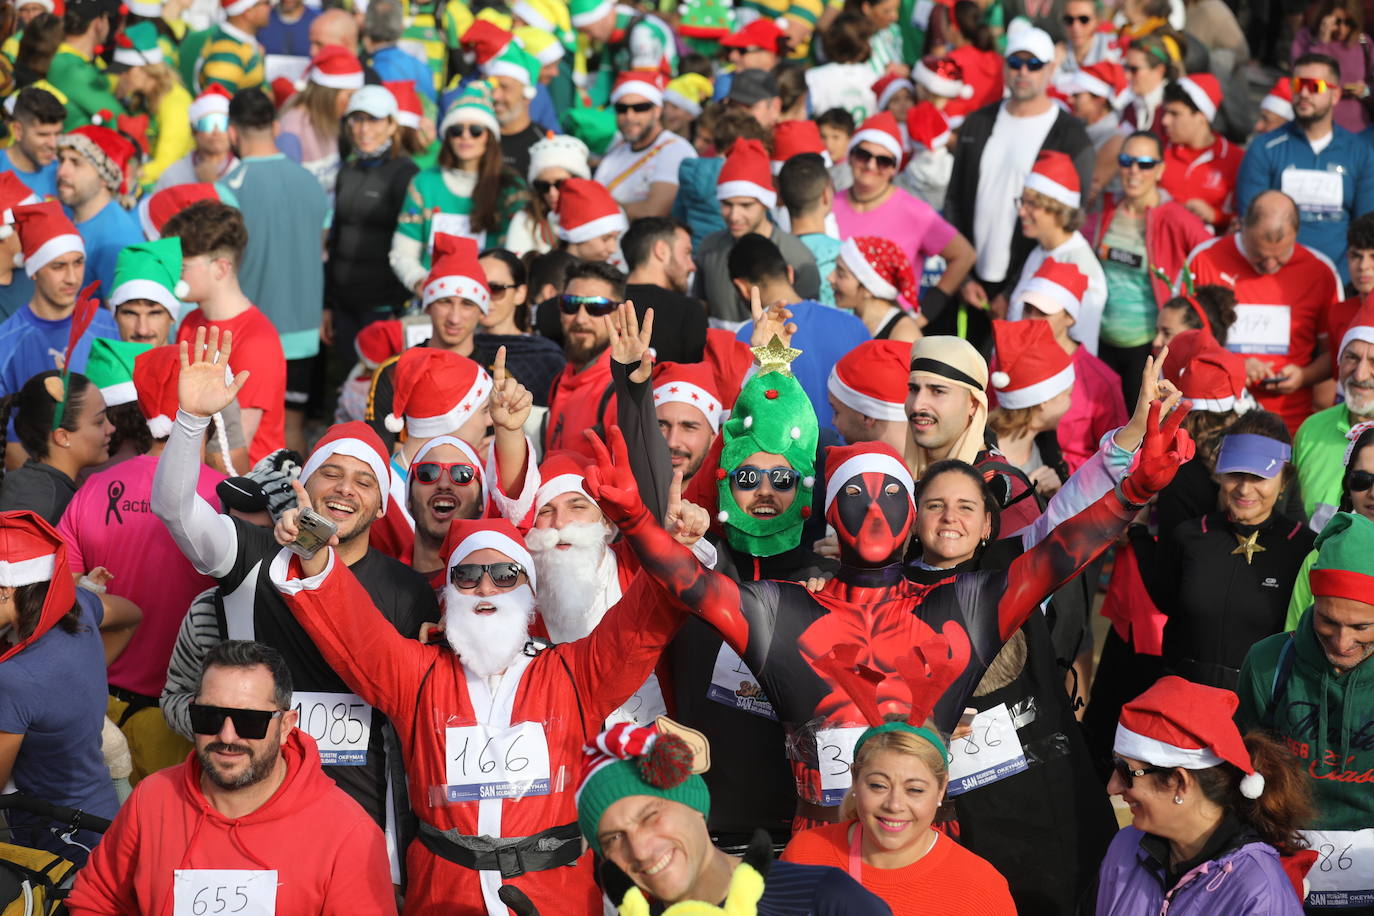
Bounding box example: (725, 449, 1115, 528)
(826, 472, 915, 568)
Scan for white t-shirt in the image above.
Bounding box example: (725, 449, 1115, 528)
(1006, 232, 1108, 355)
(806, 63, 879, 123)
(972, 103, 1060, 282)
(592, 129, 696, 206)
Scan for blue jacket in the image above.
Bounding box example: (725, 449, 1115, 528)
(370, 45, 436, 103)
(1236, 122, 1374, 284)
(673, 156, 726, 247)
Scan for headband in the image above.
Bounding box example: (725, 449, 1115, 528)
(854, 721, 951, 765)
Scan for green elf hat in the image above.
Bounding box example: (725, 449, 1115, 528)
(483, 44, 540, 99)
(716, 336, 818, 557)
(1310, 511, 1374, 605)
(110, 237, 188, 319)
(84, 337, 151, 407)
(439, 79, 501, 139)
(111, 22, 163, 70)
(569, 0, 614, 27)
(563, 102, 618, 157)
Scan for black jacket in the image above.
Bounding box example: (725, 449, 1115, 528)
(327, 154, 418, 316)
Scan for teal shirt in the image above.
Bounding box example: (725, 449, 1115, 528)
(798, 233, 841, 308)
(1098, 209, 1155, 348)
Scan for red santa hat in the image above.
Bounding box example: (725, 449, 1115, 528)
(385, 348, 492, 440)
(1023, 149, 1081, 208)
(652, 362, 724, 433)
(1338, 299, 1374, 366)
(823, 440, 915, 512)
(58, 125, 134, 196)
(1178, 345, 1248, 413)
(1017, 258, 1088, 318)
(354, 319, 404, 369)
(1161, 327, 1218, 386)
(1065, 60, 1126, 100)
(610, 69, 666, 107)
(299, 422, 394, 515)
(534, 450, 592, 511)
(460, 20, 513, 66)
(556, 178, 629, 243)
(906, 101, 951, 152)
(771, 120, 829, 173)
(12, 201, 83, 277)
(827, 339, 912, 423)
(189, 84, 233, 123)
(1176, 73, 1222, 122)
(423, 233, 490, 312)
(441, 518, 537, 592)
(305, 45, 364, 90)
(385, 81, 423, 129)
(913, 56, 973, 100)
(0, 511, 76, 664)
(137, 182, 225, 240)
(1116, 675, 1266, 799)
(872, 72, 914, 111)
(847, 111, 903, 162)
(1260, 76, 1293, 122)
(720, 18, 786, 53)
(990, 319, 1075, 410)
(716, 138, 776, 208)
(133, 345, 181, 438)
(411, 433, 488, 508)
(0, 172, 39, 240)
(838, 236, 918, 305)
(221, 0, 263, 16)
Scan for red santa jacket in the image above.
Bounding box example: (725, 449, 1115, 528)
(1159, 135, 1243, 231)
(1085, 192, 1213, 308)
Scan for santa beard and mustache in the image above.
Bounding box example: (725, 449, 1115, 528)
(442, 583, 537, 678)
(524, 521, 615, 644)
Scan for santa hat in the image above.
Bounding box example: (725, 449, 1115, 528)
(461, 20, 513, 67)
(111, 237, 188, 317)
(0, 512, 75, 664)
(1179, 345, 1248, 413)
(304, 45, 364, 90)
(423, 234, 490, 312)
(299, 422, 394, 515)
(716, 138, 776, 208)
(1310, 511, 1374, 606)
(528, 134, 591, 184)
(189, 84, 233, 124)
(1017, 258, 1088, 318)
(1024, 149, 1081, 208)
(1260, 76, 1293, 122)
(906, 101, 951, 152)
(990, 319, 1075, 410)
(823, 440, 915, 512)
(58, 126, 134, 195)
(1065, 60, 1126, 100)
(113, 22, 162, 68)
(663, 73, 712, 117)
(534, 450, 593, 511)
(85, 337, 149, 407)
(385, 348, 492, 440)
(133, 345, 182, 438)
(827, 339, 912, 423)
(137, 182, 233, 241)
(847, 111, 904, 162)
(610, 69, 665, 107)
(484, 45, 540, 99)
(412, 433, 488, 508)
(11, 201, 84, 277)
(913, 56, 973, 100)
(385, 81, 423, 130)
(838, 236, 918, 305)
(221, 0, 263, 18)
(355, 319, 404, 370)
(872, 72, 914, 111)
(516, 26, 564, 66)
(652, 362, 723, 433)
(0, 172, 39, 241)
(771, 120, 829, 172)
(1116, 675, 1266, 799)
(1338, 299, 1374, 368)
(1176, 73, 1222, 122)
(441, 517, 537, 592)
(555, 178, 628, 243)
(720, 18, 785, 52)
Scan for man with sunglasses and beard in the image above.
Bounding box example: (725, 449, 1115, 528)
(67, 640, 396, 915)
(544, 260, 628, 459)
(593, 70, 696, 220)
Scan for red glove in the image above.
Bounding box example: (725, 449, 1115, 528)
(1120, 400, 1195, 506)
(583, 426, 649, 527)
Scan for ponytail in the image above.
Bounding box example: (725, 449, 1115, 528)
(9, 370, 92, 461)
(1181, 732, 1313, 856)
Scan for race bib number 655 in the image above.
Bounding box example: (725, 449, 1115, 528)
(173, 869, 277, 915)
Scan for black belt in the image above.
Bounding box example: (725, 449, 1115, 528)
(417, 821, 583, 878)
(108, 686, 160, 728)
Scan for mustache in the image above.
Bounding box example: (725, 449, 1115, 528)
(204, 741, 252, 756)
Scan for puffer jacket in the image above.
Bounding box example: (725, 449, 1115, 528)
(672, 155, 726, 247)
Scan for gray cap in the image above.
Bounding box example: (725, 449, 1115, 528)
(728, 68, 780, 106)
(346, 85, 399, 120)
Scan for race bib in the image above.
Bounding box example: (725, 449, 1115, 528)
(1302, 829, 1374, 908)
(263, 54, 309, 85)
(291, 692, 371, 766)
(945, 703, 1029, 797)
(428, 212, 486, 253)
(173, 869, 277, 916)
(442, 722, 551, 802)
(605, 673, 669, 729)
(1102, 245, 1144, 270)
(1227, 304, 1292, 356)
(1281, 168, 1344, 213)
(815, 726, 867, 807)
(707, 645, 777, 720)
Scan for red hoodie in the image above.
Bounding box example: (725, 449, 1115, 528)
(66, 730, 395, 916)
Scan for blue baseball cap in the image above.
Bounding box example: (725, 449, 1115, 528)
(1215, 433, 1292, 478)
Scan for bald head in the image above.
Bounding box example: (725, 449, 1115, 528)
(310, 9, 359, 56)
(1241, 190, 1299, 274)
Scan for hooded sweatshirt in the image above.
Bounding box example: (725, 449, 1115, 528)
(66, 729, 395, 916)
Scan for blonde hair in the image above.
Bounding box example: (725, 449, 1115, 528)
(136, 61, 180, 111)
(1020, 186, 1084, 233)
(837, 724, 949, 821)
(987, 404, 1038, 442)
(288, 82, 347, 143)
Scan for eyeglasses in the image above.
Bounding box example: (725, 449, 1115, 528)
(730, 465, 799, 491)
(532, 177, 567, 196)
(849, 147, 897, 170)
(1007, 55, 1047, 71)
(1062, 13, 1092, 24)
(446, 123, 487, 140)
(1333, 16, 1352, 26)
(450, 561, 527, 589)
(1013, 195, 1043, 211)
(189, 703, 284, 739)
(1111, 756, 1170, 788)
(1123, 64, 1144, 74)
(559, 294, 620, 316)
(488, 281, 517, 296)
(194, 113, 229, 133)
(1291, 76, 1333, 95)
(614, 101, 656, 114)
(1118, 153, 1162, 170)
(413, 461, 477, 486)
(1349, 470, 1374, 493)
(727, 45, 766, 55)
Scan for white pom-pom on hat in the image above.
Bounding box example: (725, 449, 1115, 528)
(803, 476, 815, 488)
(0, 225, 11, 240)
(384, 413, 405, 433)
(174, 280, 190, 299)
(717, 510, 729, 523)
(790, 426, 801, 439)
(991, 370, 1011, 389)
(1239, 771, 1265, 799)
(743, 415, 753, 428)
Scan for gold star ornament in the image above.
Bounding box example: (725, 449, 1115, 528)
(751, 334, 803, 375)
(1232, 530, 1266, 565)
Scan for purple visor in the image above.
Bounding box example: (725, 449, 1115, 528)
(1215, 433, 1292, 479)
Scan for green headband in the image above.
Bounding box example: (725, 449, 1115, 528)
(853, 721, 951, 766)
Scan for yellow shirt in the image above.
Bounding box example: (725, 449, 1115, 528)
(142, 82, 193, 185)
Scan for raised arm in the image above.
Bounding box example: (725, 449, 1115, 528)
(608, 302, 673, 523)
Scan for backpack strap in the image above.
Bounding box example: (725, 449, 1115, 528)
(1261, 634, 1298, 731)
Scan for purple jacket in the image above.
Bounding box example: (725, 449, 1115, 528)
(1094, 827, 1303, 915)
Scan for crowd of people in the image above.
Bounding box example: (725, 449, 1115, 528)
(0, 0, 1373, 911)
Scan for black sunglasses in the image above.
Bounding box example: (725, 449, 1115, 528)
(1112, 756, 1170, 788)
(850, 147, 897, 170)
(451, 561, 527, 589)
(559, 294, 619, 316)
(446, 123, 487, 139)
(614, 101, 656, 114)
(1349, 469, 1374, 493)
(413, 460, 477, 485)
(1007, 55, 1047, 71)
(730, 465, 799, 491)
(1062, 13, 1091, 24)
(1118, 153, 1161, 170)
(532, 177, 567, 196)
(488, 281, 517, 296)
(189, 703, 284, 739)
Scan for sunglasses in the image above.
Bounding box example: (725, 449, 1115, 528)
(1291, 76, 1333, 95)
(1118, 153, 1161, 170)
(1111, 756, 1170, 788)
(413, 461, 477, 486)
(446, 123, 487, 140)
(450, 561, 527, 589)
(1349, 469, 1374, 493)
(728, 45, 767, 55)
(850, 147, 897, 170)
(559, 294, 620, 316)
(189, 703, 283, 739)
(1007, 55, 1047, 71)
(488, 281, 517, 296)
(614, 101, 656, 114)
(1333, 16, 1352, 26)
(1062, 13, 1092, 24)
(194, 113, 229, 133)
(730, 465, 799, 491)
(532, 177, 567, 196)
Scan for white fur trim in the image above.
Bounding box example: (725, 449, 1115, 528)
(827, 367, 906, 422)
(1339, 325, 1374, 366)
(24, 233, 85, 277)
(485, 58, 533, 88)
(1260, 95, 1293, 121)
(653, 381, 721, 432)
(913, 59, 972, 99)
(662, 89, 701, 117)
(824, 452, 915, 510)
(310, 69, 365, 90)
(99, 379, 138, 406)
(126, 0, 162, 15)
(1024, 170, 1081, 208)
(875, 77, 914, 111)
(446, 529, 537, 593)
(531, 42, 563, 65)
(188, 94, 231, 123)
(838, 237, 898, 301)
(110, 278, 181, 319)
(412, 434, 487, 504)
(1067, 70, 1114, 100)
(1178, 77, 1217, 122)
(994, 362, 1075, 410)
(1018, 275, 1080, 317)
(513, 0, 552, 30)
(1113, 724, 1224, 769)
(267, 543, 336, 594)
(847, 128, 902, 162)
(610, 79, 663, 107)
(534, 472, 590, 510)
(301, 437, 392, 515)
(114, 44, 162, 67)
(423, 274, 491, 313)
(405, 371, 492, 439)
(1187, 395, 1237, 413)
(222, 0, 260, 16)
(570, 0, 613, 25)
(556, 210, 628, 244)
(715, 179, 777, 209)
(440, 105, 501, 141)
(395, 108, 421, 129)
(0, 553, 55, 587)
(146, 414, 174, 438)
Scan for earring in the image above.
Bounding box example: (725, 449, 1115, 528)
(1173, 795, 1184, 805)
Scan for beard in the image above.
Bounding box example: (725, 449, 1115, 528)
(197, 734, 280, 790)
(525, 522, 614, 642)
(442, 583, 536, 678)
(1344, 377, 1374, 419)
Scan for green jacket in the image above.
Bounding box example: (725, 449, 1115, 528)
(1236, 607, 1374, 830)
(48, 45, 126, 130)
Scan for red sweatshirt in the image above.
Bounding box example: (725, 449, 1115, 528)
(66, 730, 395, 916)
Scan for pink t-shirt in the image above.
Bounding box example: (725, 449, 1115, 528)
(834, 187, 959, 310)
(58, 455, 225, 697)
(1057, 347, 1128, 473)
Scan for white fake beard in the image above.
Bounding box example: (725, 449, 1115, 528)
(442, 583, 536, 678)
(525, 521, 614, 643)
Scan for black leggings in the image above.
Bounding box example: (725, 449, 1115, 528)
(1097, 342, 1152, 414)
